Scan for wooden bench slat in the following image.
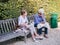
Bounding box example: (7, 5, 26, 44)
(0, 23, 5, 34)
(8, 21, 12, 32)
(12, 20, 16, 30)
(0, 24, 2, 34)
(2, 22, 8, 33)
(10, 20, 13, 30)
(5, 21, 10, 32)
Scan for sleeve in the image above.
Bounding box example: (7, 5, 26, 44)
(34, 15, 39, 24)
(18, 16, 22, 25)
(26, 17, 28, 24)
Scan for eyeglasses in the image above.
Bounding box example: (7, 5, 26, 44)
(38, 13, 42, 15)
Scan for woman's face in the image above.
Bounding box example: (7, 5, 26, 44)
(38, 13, 42, 16)
(24, 12, 27, 16)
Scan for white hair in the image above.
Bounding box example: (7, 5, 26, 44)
(38, 8, 44, 13)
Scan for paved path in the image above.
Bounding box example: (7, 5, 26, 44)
(0, 22, 60, 45)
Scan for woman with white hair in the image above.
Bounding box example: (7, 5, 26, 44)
(34, 8, 50, 39)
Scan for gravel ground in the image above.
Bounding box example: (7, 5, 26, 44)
(0, 22, 60, 45)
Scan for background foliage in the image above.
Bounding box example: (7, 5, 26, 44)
(0, 0, 60, 21)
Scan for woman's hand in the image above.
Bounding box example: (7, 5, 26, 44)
(41, 22, 45, 24)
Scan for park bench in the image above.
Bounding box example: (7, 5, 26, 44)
(0, 15, 34, 43)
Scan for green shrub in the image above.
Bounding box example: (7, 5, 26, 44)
(0, 0, 60, 22)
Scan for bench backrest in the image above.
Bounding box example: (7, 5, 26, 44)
(0, 18, 17, 35)
(0, 15, 34, 35)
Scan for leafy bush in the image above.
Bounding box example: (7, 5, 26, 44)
(0, 0, 60, 22)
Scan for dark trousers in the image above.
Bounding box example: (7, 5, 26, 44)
(34, 24, 48, 35)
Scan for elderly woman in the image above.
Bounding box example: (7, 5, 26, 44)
(34, 8, 50, 39)
(18, 10, 40, 42)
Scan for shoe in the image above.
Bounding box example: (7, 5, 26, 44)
(44, 35, 48, 38)
(39, 36, 43, 40)
(33, 38, 39, 42)
(35, 36, 40, 40)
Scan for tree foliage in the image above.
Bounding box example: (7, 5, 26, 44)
(0, 0, 60, 21)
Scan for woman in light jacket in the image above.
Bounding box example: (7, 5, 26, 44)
(18, 10, 40, 42)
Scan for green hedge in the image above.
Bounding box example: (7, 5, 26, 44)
(0, 0, 60, 22)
